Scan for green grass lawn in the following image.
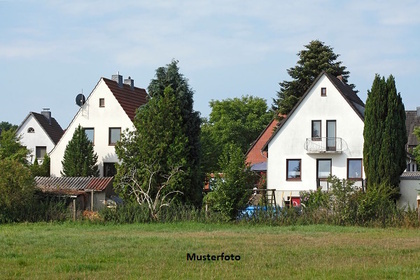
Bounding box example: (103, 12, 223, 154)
(0, 222, 419, 279)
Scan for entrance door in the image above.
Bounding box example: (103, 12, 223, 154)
(326, 120, 336, 151)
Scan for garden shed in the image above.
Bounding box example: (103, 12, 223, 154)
(34, 176, 115, 212)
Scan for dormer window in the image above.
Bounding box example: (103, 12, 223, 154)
(321, 87, 327, 96)
(27, 127, 35, 133)
(99, 98, 105, 107)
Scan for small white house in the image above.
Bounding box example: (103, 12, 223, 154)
(49, 74, 148, 177)
(16, 109, 64, 164)
(263, 72, 366, 207)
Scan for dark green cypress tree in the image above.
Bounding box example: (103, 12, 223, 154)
(379, 75, 406, 189)
(364, 75, 387, 186)
(364, 75, 406, 191)
(61, 125, 99, 177)
(146, 60, 202, 206)
(273, 40, 354, 114)
(115, 87, 193, 209)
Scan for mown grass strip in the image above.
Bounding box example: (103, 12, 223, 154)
(0, 222, 419, 279)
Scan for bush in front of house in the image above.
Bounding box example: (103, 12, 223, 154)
(203, 144, 256, 222)
(298, 176, 419, 227)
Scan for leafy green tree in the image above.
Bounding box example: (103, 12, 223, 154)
(0, 127, 36, 222)
(363, 74, 406, 191)
(204, 144, 256, 221)
(0, 129, 29, 164)
(413, 127, 420, 166)
(115, 87, 193, 219)
(0, 158, 35, 222)
(146, 60, 202, 206)
(201, 95, 273, 173)
(0, 121, 17, 134)
(272, 40, 354, 115)
(61, 125, 99, 177)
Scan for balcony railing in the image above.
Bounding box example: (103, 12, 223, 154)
(304, 137, 344, 153)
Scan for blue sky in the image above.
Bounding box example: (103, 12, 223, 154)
(1, 0, 420, 128)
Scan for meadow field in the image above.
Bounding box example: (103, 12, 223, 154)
(1, 222, 419, 279)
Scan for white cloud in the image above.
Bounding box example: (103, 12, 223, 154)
(2, 0, 420, 124)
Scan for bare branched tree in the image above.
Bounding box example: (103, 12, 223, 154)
(118, 163, 183, 221)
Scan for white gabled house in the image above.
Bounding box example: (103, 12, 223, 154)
(49, 74, 148, 177)
(263, 71, 366, 207)
(16, 109, 64, 164)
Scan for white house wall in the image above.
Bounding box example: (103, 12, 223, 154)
(398, 179, 420, 209)
(267, 75, 365, 204)
(50, 79, 134, 177)
(17, 116, 55, 163)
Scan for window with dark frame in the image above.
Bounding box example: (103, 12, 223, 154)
(317, 159, 331, 180)
(27, 127, 35, 133)
(104, 162, 117, 177)
(321, 87, 327, 96)
(109, 127, 121, 145)
(35, 146, 46, 159)
(326, 120, 336, 151)
(83, 128, 95, 144)
(287, 159, 301, 180)
(312, 120, 321, 140)
(99, 98, 105, 107)
(348, 159, 362, 180)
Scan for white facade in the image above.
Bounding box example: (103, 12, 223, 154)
(266, 73, 365, 206)
(16, 112, 60, 164)
(398, 174, 420, 209)
(50, 77, 137, 177)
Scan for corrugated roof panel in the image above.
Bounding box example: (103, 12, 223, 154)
(35, 177, 113, 194)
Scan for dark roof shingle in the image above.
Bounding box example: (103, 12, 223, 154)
(405, 110, 420, 148)
(31, 112, 64, 144)
(324, 72, 365, 119)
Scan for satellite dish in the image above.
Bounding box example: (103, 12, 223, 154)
(76, 94, 86, 106)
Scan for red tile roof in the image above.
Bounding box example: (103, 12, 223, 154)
(246, 117, 282, 168)
(102, 78, 148, 121)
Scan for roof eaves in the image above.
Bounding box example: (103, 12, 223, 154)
(245, 115, 279, 156)
(16, 112, 32, 136)
(31, 112, 64, 145)
(49, 78, 103, 156)
(324, 72, 365, 121)
(261, 71, 326, 152)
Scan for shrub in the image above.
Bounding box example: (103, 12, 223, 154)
(0, 159, 35, 223)
(297, 176, 419, 228)
(203, 144, 255, 221)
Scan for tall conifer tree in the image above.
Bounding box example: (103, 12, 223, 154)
(273, 40, 353, 115)
(61, 125, 99, 177)
(116, 60, 202, 207)
(363, 75, 406, 191)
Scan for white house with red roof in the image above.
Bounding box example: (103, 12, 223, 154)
(16, 109, 64, 164)
(263, 71, 366, 207)
(49, 74, 148, 177)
